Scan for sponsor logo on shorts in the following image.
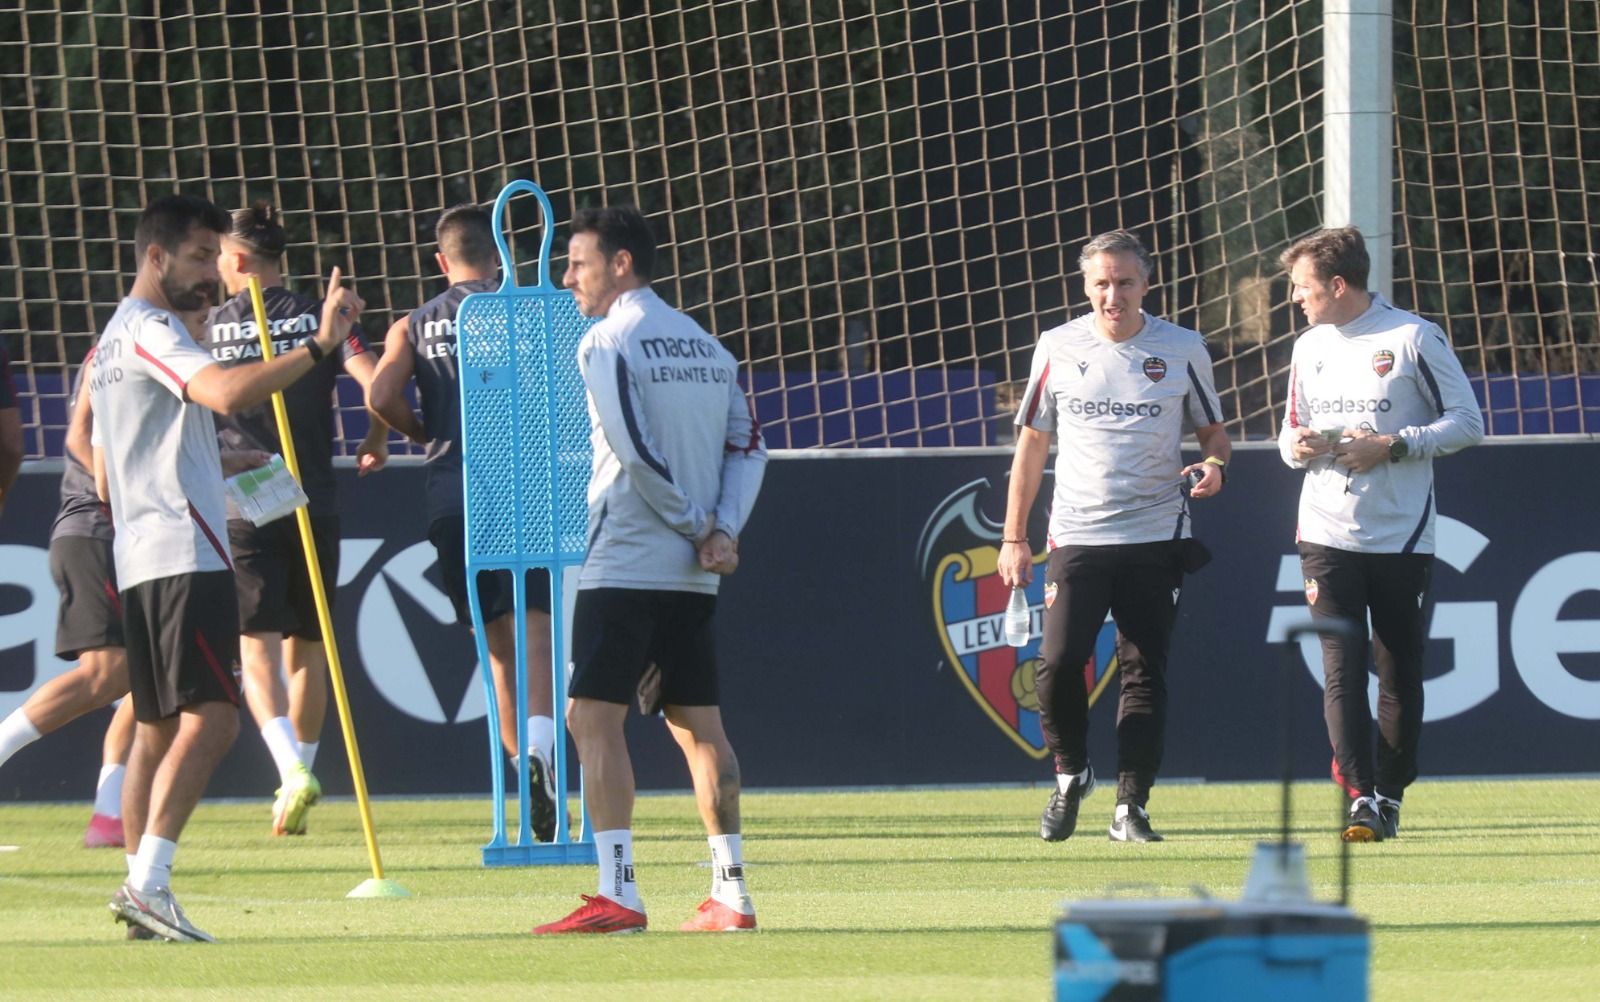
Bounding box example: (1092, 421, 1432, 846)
(1304, 577, 1319, 605)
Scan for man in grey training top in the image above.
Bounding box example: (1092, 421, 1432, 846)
(92, 194, 362, 942)
(998, 229, 1231, 845)
(1278, 226, 1482, 843)
(533, 206, 767, 935)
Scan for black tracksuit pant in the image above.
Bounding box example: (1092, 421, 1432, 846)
(1035, 540, 1184, 808)
(1299, 542, 1433, 801)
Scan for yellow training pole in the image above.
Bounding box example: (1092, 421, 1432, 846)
(247, 276, 408, 899)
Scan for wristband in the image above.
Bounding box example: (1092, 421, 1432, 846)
(1203, 455, 1227, 484)
(1001, 538, 1028, 545)
(302, 337, 325, 363)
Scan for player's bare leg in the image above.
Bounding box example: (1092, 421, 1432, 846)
(533, 696, 647, 934)
(665, 703, 754, 931)
(85, 696, 136, 848)
(284, 635, 327, 768)
(531, 691, 638, 937)
(1, 645, 129, 737)
(241, 633, 319, 834)
(115, 703, 238, 942)
(485, 608, 557, 841)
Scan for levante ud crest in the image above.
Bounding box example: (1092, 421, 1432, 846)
(917, 479, 1119, 759)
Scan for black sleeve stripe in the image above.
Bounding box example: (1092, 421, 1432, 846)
(615, 354, 674, 483)
(1416, 354, 1445, 415)
(1186, 361, 1221, 425)
(1402, 489, 1433, 554)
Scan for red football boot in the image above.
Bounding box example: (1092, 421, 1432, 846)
(532, 895, 648, 935)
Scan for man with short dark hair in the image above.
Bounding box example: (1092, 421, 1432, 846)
(203, 200, 387, 837)
(533, 205, 767, 935)
(366, 204, 560, 842)
(1278, 225, 1483, 843)
(93, 193, 362, 942)
(999, 229, 1230, 845)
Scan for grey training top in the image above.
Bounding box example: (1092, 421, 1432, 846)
(89, 297, 231, 590)
(577, 287, 767, 594)
(1277, 294, 1484, 554)
(1015, 310, 1225, 547)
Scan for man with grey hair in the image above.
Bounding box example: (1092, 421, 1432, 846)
(998, 229, 1231, 844)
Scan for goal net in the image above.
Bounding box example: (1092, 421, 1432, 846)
(1, 1, 1595, 456)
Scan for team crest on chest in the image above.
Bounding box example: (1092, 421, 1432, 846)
(1142, 357, 1167, 383)
(1372, 349, 1395, 377)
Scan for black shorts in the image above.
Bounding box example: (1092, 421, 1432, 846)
(49, 534, 123, 659)
(122, 570, 242, 722)
(569, 588, 719, 707)
(230, 515, 340, 640)
(427, 514, 551, 627)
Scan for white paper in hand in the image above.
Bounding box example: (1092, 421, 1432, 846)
(224, 454, 308, 526)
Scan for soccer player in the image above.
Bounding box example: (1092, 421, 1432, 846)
(0, 358, 135, 849)
(998, 229, 1230, 845)
(533, 205, 767, 935)
(202, 201, 387, 836)
(93, 193, 362, 942)
(1277, 226, 1483, 842)
(366, 204, 559, 841)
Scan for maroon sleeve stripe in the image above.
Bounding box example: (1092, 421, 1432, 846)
(135, 342, 188, 391)
(1020, 360, 1050, 426)
(193, 628, 240, 705)
(1286, 362, 1300, 428)
(187, 502, 234, 571)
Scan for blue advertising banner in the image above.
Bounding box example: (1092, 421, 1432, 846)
(1, 440, 1595, 802)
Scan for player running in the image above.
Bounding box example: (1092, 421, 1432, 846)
(201, 201, 387, 836)
(0, 355, 134, 849)
(366, 204, 560, 842)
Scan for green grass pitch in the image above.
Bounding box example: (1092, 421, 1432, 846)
(2, 779, 1596, 1000)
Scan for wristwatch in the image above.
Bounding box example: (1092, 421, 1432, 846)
(1388, 435, 1409, 463)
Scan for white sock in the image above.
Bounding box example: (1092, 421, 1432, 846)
(129, 835, 177, 893)
(260, 716, 302, 780)
(94, 764, 125, 818)
(0, 710, 42, 768)
(594, 829, 642, 912)
(125, 853, 137, 876)
(1115, 803, 1146, 821)
(528, 715, 555, 764)
(1055, 767, 1090, 794)
(298, 741, 319, 770)
(708, 833, 751, 909)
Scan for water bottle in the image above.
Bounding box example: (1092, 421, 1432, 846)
(1003, 586, 1032, 647)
